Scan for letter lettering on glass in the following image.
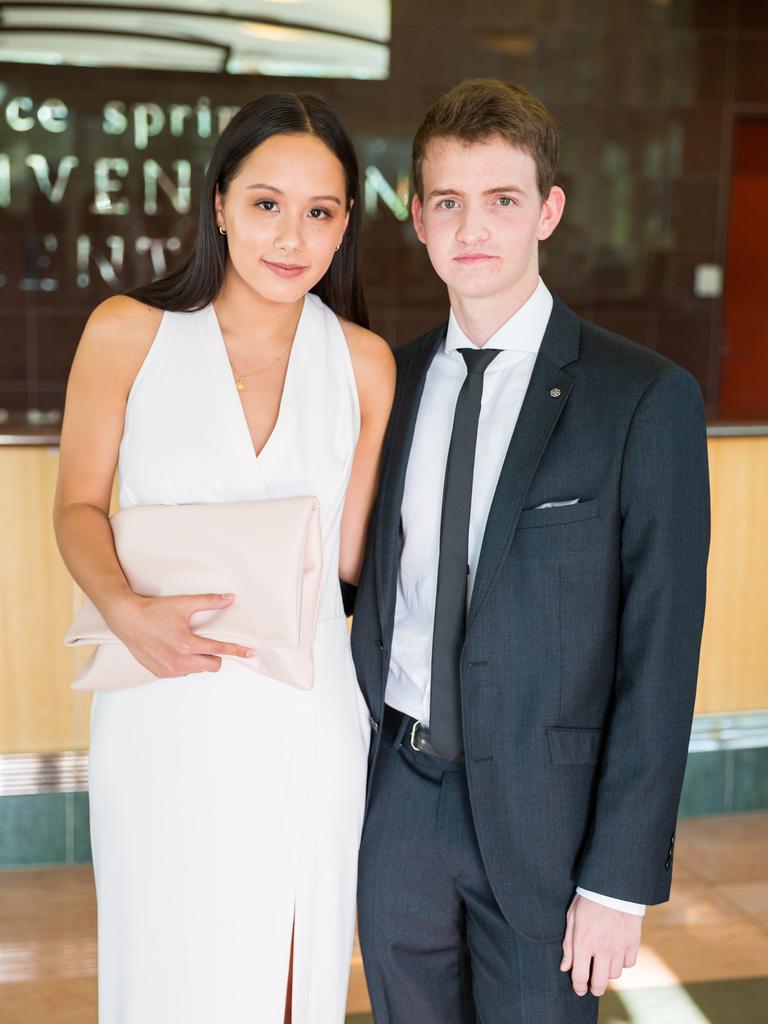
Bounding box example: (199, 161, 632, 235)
(92, 158, 129, 214)
(6, 96, 35, 132)
(25, 154, 80, 203)
(39, 99, 69, 134)
(136, 236, 179, 278)
(217, 106, 240, 134)
(133, 102, 165, 150)
(364, 165, 409, 221)
(169, 104, 192, 137)
(143, 159, 192, 215)
(76, 234, 125, 288)
(20, 232, 59, 292)
(196, 97, 212, 139)
(103, 100, 128, 136)
(0, 153, 10, 207)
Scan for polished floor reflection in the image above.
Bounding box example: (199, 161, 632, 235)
(1, 813, 766, 1023)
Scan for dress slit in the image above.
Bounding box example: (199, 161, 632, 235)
(284, 916, 296, 1024)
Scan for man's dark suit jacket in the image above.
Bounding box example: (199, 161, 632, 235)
(350, 295, 711, 943)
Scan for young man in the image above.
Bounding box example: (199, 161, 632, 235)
(351, 79, 710, 1022)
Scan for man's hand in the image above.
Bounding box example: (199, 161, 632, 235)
(560, 893, 642, 996)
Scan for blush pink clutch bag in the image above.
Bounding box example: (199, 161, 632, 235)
(63, 496, 323, 692)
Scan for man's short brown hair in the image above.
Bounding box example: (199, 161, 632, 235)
(412, 79, 560, 200)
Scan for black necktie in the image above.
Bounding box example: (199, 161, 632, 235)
(429, 347, 500, 761)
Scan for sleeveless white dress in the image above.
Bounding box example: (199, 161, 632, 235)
(88, 293, 371, 1024)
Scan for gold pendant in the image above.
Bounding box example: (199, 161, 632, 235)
(236, 375, 245, 391)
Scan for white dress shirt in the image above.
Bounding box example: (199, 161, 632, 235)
(385, 278, 645, 917)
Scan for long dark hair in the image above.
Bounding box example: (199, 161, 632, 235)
(127, 93, 368, 327)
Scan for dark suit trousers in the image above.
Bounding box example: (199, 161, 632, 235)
(357, 716, 600, 1024)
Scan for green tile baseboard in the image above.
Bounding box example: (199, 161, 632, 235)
(1, 711, 767, 868)
(678, 745, 768, 818)
(0, 792, 91, 868)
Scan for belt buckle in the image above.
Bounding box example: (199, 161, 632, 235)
(409, 719, 423, 752)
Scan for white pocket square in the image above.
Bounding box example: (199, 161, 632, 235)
(533, 498, 580, 509)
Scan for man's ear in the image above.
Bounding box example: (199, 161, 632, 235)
(411, 192, 427, 245)
(538, 185, 566, 241)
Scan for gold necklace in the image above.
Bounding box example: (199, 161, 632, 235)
(228, 344, 292, 391)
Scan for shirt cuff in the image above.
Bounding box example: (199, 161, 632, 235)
(576, 887, 646, 916)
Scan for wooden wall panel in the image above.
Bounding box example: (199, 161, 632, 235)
(0, 437, 765, 754)
(695, 436, 768, 714)
(0, 447, 92, 754)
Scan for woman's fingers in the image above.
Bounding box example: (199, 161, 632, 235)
(191, 637, 256, 659)
(182, 592, 236, 613)
(179, 594, 255, 660)
(116, 592, 251, 677)
(186, 654, 223, 674)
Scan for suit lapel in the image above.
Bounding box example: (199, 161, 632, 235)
(467, 298, 582, 630)
(375, 325, 446, 640)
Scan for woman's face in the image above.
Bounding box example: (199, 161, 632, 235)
(215, 132, 350, 304)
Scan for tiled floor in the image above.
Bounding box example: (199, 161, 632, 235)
(0, 814, 766, 1023)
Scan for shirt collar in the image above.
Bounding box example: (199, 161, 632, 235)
(445, 277, 553, 356)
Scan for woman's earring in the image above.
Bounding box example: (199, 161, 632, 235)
(219, 226, 227, 236)
(334, 242, 340, 252)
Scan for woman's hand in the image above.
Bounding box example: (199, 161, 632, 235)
(105, 591, 256, 679)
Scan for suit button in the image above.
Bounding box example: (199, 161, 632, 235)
(665, 858, 672, 870)
(377, 641, 385, 651)
(369, 716, 379, 733)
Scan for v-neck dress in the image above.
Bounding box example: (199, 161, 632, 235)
(87, 293, 370, 1024)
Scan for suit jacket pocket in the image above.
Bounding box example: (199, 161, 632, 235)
(546, 726, 604, 765)
(517, 498, 599, 530)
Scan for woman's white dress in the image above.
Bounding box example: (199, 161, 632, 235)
(88, 293, 371, 1023)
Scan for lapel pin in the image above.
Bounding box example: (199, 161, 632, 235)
(550, 387, 562, 398)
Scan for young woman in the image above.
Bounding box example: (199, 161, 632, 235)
(54, 93, 394, 1024)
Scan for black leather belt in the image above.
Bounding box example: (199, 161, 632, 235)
(383, 705, 465, 764)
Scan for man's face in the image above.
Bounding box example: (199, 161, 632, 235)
(412, 135, 564, 303)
